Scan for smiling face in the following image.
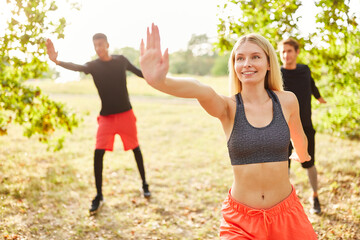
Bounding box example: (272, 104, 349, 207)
(234, 41, 270, 86)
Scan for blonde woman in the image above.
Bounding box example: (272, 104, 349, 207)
(139, 24, 317, 239)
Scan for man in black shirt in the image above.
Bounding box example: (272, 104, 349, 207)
(46, 33, 151, 214)
(278, 38, 326, 214)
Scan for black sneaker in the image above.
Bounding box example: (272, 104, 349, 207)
(310, 196, 321, 214)
(143, 184, 151, 198)
(89, 195, 104, 214)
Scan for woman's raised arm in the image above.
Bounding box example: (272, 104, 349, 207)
(139, 23, 231, 120)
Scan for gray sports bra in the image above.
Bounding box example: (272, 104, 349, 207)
(227, 89, 290, 165)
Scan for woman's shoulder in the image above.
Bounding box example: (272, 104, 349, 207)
(272, 90, 296, 100)
(272, 90, 298, 107)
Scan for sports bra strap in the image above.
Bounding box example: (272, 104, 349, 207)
(266, 89, 279, 103)
(235, 93, 241, 105)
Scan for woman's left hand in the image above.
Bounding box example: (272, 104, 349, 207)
(290, 151, 311, 163)
(140, 23, 169, 88)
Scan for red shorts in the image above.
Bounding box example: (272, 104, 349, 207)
(96, 110, 139, 151)
(220, 186, 317, 240)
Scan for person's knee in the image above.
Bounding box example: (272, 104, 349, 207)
(306, 165, 317, 174)
(94, 149, 105, 159)
(306, 165, 316, 170)
(132, 146, 141, 153)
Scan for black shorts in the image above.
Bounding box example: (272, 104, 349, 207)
(288, 127, 315, 169)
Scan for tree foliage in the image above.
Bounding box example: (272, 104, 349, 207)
(113, 46, 141, 66)
(211, 52, 230, 76)
(216, 0, 360, 139)
(168, 34, 229, 76)
(216, 0, 301, 50)
(306, 0, 360, 139)
(0, 0, 80, 149)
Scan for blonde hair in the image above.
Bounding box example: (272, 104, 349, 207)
(228, 33, 283, 95)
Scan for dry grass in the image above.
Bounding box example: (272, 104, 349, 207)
(1, 77, 359, 239)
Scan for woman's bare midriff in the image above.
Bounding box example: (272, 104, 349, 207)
(231, 161, 292, 209)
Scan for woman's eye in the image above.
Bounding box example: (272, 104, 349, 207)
(253, 55, 260, 59)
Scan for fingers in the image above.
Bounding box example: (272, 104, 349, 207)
(45, 39, 55, 53)
(140, 39, 144, 56)
(146, 27, 150, 50)
(45, 39, 51, 49)
(46, 39, 53, 47)
(149, 23, 155, 49)
(163, 48, 169, 64)
(153, 24, 161, 51)
(145, 23, 161, 51)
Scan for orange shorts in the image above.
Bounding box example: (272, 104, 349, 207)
(220, 186, 317, 240)
(96, 110, 139, 151)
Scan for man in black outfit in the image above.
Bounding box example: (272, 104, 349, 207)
(46, 33, 151, 214)
(278, 38, 326, 214)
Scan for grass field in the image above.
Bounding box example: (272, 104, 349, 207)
(1, 76, 359, 239)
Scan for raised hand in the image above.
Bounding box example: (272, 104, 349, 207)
(45, 39, 59, 64)
(140, 23, 169, 87)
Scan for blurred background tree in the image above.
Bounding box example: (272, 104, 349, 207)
(169, 34, 229, 76)
(113, 46, 141, 66)
(0, 0, 80, 150)
(110, 34, 230, 77)
(306, 0, 360, 139)
(216, 0, 360, 139)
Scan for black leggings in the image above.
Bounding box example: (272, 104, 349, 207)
(94, 146, 147, 196)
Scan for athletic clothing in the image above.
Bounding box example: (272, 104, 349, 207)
(94, 147, 147, 197)
(59, 55, 143, 116)
(59, 56, 143, 151)
(281, 64, 321, 128)
(227, 89, 290, 165)
(94, 149, 105, 196)
(289, 127, 315, 168)
(220, 186, 318, 240)
(132, 146, 147, 185)
(96, 110, 138, 151)
(281, 64, 322, 168)
(59, 54, 149, 200)
(224, 89, 316, 238)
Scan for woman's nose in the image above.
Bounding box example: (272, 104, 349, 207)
(243, 58, 251, 67)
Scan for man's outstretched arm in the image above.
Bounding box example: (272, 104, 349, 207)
(46, 39, 90, 73)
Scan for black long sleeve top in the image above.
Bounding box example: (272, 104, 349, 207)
(281, 64, 321, 128)
(58, 55, 143, 116)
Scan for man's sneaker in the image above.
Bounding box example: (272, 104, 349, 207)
(143, 184, 151, 198)
(89, 195, 104, 214)
(310, 196, 321, 214)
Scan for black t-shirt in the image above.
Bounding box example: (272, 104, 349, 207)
(281, 64, 321, 128)
(59, 55, 143, 116)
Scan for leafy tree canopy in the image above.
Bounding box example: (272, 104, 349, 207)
(0, 0, 80, 150)
(216, 0, 360, 139)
